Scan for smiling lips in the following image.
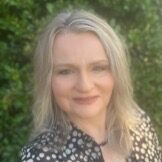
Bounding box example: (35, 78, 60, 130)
(73, 96, 99, 105)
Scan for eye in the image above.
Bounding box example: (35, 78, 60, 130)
(92, 65, 109, 72)
(57, 69, 73, 75)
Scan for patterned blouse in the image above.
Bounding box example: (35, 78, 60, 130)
(20, 111, 162, 162)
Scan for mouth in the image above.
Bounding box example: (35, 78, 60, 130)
(73, 96, 99, 105)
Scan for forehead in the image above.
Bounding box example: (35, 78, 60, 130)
(53, 32, 108, 64)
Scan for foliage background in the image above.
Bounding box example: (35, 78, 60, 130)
(0, 0, 162, 161)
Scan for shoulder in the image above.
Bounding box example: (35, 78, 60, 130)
(129, 108, 162, 161)
(20, 131, 59, 162)
(133, 109, 159, 142)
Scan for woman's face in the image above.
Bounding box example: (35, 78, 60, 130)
(52, 32, 114, 123)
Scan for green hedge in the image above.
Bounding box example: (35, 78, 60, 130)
(0, 0, 161, 161)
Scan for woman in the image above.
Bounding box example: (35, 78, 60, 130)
(20, 10, 162, 162)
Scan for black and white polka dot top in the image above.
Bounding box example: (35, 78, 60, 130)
(20, 111, 162, 162)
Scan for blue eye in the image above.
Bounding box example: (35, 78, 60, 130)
(58, 69, 73, 75)
(92, 65, 109, 72)
(93, 66, 103, 71)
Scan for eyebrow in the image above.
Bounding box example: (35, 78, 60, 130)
(53, 60, 109, 68)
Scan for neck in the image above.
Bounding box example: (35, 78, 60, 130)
(69, 114, 107, 144)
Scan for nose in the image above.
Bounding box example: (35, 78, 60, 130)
(75, 71, 94, 93)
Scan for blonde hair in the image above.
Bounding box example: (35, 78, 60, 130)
(32, 10, 139, 156)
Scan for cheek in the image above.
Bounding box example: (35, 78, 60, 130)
(51, 77, 73, 111)
(100, 77, 114, 106)
(52, 78, 68, 100)
(101, 75, 114, 92)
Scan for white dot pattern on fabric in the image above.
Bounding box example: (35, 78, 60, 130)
(27, 159, 33, 162)
(20, 110, 162, 162)
(39, 153, 44, 158)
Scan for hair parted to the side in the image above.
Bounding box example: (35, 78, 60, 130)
(32, 10, 140, 156)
